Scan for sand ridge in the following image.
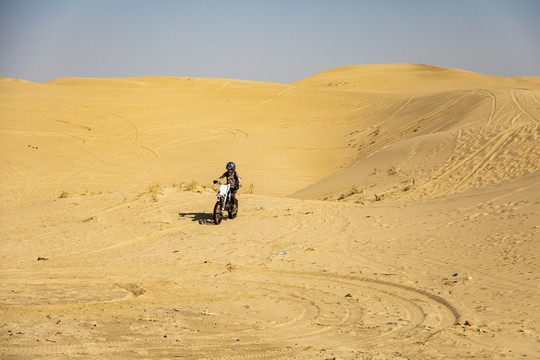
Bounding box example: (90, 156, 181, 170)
(1, 64, 539, 359)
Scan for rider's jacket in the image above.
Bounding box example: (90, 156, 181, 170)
(220, 171, 240, 188)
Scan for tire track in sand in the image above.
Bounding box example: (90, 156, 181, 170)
(1, 268, 459, 359)
(510, 89, 540, 124)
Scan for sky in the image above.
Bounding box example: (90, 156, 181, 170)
(1, 0, 539, 84)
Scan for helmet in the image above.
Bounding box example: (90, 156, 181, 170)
(226, 162, 236, 171)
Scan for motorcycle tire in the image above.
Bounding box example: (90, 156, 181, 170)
(228, 200, 238, 219)
(213, 202, 223, 225)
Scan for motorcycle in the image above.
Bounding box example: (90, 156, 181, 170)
(212, 180, 238, 224)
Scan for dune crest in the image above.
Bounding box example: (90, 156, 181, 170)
(292, 63, 540, 93)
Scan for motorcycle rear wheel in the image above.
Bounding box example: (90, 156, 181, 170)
(213, 202, 223, 225)
(228, 201, 238, 219)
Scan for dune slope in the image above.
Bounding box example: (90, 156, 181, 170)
(1, 65, 539, 359)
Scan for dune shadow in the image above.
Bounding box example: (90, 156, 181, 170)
(178, 212, 214, 225)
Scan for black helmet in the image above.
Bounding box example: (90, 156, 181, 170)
(226, 162, 236, 171)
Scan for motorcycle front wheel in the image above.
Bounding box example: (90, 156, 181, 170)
(213, 202, 223, 225)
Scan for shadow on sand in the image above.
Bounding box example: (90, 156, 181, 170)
(178, 212, 215, 225)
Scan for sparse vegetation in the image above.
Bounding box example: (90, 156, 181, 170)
(187, 179, 198, 192)
(337, 186, 361, 201)
(147, 184, 164, 202)
(172, 181, 214, 193)
(58, 190, 70, 199)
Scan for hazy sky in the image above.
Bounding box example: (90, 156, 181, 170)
(1, 0, 539, 84)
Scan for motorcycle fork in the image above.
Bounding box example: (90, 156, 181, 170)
(224, 195, 230, 212)
(220, 199, 225, 214)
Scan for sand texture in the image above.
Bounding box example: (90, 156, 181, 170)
(1, 64, 539, 359)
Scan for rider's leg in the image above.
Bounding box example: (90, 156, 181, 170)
(231, 188, 238, 207)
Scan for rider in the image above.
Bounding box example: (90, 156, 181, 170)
(215, 162, 241, 209)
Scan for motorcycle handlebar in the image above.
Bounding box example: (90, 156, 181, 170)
(214, 180, 240, 187)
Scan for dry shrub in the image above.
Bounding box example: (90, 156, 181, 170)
(58, 191, 69, 199)
(148, 184, 164, 202)
(187, 180, 198, 192)
(338, 186, 361, 201)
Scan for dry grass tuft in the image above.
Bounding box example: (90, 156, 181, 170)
(187, 180, 198, 192)
(148, 184, 164, 202)
(58, 190, 70, 199)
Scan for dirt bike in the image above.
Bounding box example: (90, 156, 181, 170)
(212, 180, 238, 225)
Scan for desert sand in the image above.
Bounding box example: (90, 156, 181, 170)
(1, 64, 539, 359)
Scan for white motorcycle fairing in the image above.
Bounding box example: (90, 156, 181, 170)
(218, 184, 230, 199)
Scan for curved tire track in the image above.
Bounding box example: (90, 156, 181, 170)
(0, 268, 459, 359)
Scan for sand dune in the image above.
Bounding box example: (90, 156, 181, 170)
(1, 65, 539, 359)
